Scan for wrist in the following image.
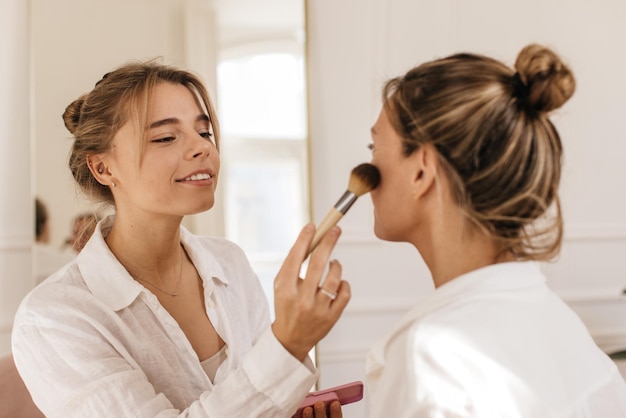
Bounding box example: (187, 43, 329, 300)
(271, 323, 309, 362)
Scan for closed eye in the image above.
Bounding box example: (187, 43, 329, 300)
(152, 136, 175, 143)
(199, 130, 216, 145)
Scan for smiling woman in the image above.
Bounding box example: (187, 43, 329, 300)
(29, 0, 311, 314)
(4, 1, 346, 416)
(78, 83, 218, 219)
(12, 60, 348, 417)
(21, 0, 315, 367)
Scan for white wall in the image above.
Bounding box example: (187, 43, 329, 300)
(307, 1, 626, 417)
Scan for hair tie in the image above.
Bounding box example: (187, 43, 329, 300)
(512, 72, 529, 100)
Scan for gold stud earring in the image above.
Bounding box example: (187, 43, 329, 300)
(111, 181, 116, 188)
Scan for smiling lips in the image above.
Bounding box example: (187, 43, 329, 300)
(176, 170, 214, 183)
(183, 173, 211, 181)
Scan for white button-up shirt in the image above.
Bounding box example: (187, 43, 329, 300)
(366, 261, 626, 417)
(13, 216, 317, 417)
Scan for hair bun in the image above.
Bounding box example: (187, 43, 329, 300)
(62, 96, 87, 134)
(514, 44, 575, 113)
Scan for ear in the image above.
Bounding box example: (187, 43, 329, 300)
(410, 144, 439, 200)
(86, 154, 113, 186)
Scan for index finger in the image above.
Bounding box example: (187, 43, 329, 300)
(274, 223, 315, 290)
(302, 226, 341, 294)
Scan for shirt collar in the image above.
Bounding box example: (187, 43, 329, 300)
(366, 261, 546, 374)
(78, 215, 229, 312)
(402, 261, 545, 326)
(180, 223, 229, 288)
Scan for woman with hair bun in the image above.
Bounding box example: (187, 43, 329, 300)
(365, 44, 626, 416)
(12, 61, 348, 417)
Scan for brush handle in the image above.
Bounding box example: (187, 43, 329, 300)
(307, 208, 344, 256)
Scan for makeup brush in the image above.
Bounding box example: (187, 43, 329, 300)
(307, 163, 381, 255)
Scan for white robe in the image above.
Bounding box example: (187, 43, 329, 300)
(366, 261, 626, 417)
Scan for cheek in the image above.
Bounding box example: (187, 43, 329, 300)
(370, 189, 381, 212)
(211, 149, 220, 170)
(211, 150, 221, 181)
(371, 185, 396, 240)
(370, 161, 392, 206)
(370, 163, 406, 239)
(370, 172, 395, 216)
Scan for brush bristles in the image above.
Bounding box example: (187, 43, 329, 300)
(348, 163, 381, 196)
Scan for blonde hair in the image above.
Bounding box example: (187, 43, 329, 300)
(63, 60, 220, 206)
(383, 44, 575, 260)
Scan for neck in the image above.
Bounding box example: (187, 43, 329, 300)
(105, 212, 184, 281)
(406, 170, 515, 288)
(428, 238, 512, 288)
(414, 212, 513, 288)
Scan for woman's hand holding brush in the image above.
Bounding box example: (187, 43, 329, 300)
(272, 224, 349, 362)
(271, 163, 380, 362)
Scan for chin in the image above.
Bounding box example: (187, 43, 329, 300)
(373, 224, 406, 243)
(373, 224, 389, 241)
(187, 199, 215, 215)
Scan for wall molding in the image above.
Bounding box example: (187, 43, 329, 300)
(0, 322, 14, 356)
(337, 227, 378, 245)
(318, 348, 368, 364)
(318, 330, 626, 363)
(564, 223, 626, 241)
(590, 331, 626, 354)
(345, 290, 626, 309)
(0, 321, 12, 334)
(558, 290, 626, 304)
(0, 235, 31, 251)
(343, 298, 416, 315)
(338, 223, 626, 245)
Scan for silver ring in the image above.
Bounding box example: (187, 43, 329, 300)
(319, 288, 337, 300)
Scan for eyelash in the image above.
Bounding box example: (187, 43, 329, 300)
(152, 136, 175, 143)
(152, 131, 213, 143)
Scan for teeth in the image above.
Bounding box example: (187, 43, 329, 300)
(184, 173, 212, 181)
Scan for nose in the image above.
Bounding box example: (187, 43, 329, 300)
(186, 133, 212, 160)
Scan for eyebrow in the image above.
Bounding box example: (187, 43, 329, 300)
(149, 114, 210, 129)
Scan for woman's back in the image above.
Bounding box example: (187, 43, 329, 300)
(366, 262, 626, 417)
